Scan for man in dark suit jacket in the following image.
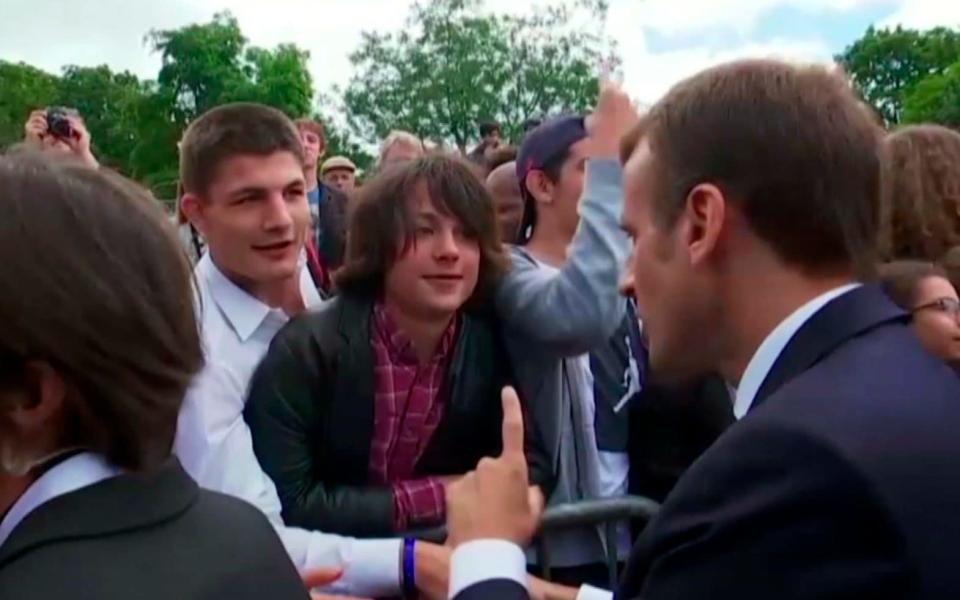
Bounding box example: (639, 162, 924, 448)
(443, 60, 960, 600)
(0, 459, 309, 600)
(0, 155, 310, 599)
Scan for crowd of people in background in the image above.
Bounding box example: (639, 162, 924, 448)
(1, 56, 960, 600)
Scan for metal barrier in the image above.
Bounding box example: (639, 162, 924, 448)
(409, 495, 660, 590)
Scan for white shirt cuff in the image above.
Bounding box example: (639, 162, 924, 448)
(449, 539, 528, 598)
(305, 536, 402, 598)
(577, 583, 614, 600)
(343, 538, 403, 597)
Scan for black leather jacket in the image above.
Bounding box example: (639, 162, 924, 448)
(245, 294, 554, 537)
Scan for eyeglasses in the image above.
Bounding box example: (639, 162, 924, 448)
(912, 297, 960, 318)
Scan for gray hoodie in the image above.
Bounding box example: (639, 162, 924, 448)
(495, 158, 630, 567)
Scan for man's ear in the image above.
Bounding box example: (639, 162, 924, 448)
(5, 361, 67, 432)
(524, 170, 554, 206)
(179, 193, 208, 237)
(684, 183, 726, 266)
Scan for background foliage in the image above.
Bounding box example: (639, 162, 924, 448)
(2, 4, 958, 204)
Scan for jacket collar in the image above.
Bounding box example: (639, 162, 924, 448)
(0, 458, 198, 568)
(750, 284, 908, 413)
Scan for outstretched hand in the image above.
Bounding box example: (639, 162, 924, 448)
(445, 386, 544, 549)
(302, 568, 370, 600)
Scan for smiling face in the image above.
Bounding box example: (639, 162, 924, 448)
(182, 151, 309, 288)
(383, 182, 481, 321)
(910, 275, 960, 368)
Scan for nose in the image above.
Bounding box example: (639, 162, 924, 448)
(262, 191, 294, 232)
(433, 227, 460, 262)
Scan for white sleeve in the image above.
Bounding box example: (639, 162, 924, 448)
(449, 540, 529, 598)
(174, 361, 402, 597)
(577, 584, 614, 600)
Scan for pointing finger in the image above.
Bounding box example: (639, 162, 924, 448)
(500, 386, 525, 458)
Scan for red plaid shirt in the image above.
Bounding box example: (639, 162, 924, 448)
(369, 302, 459, 531)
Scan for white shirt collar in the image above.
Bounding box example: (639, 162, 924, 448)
(733, 283, 861, 419)
(197, 252, 322, 342)
(0, 452, 121, 548)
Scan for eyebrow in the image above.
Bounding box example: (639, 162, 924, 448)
(228, 179, 303, 198)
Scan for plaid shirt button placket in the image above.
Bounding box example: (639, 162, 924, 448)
(369, 303, 457, 531)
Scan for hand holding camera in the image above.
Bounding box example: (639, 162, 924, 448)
(23, 107, 98, 169)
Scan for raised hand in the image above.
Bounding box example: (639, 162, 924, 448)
(584, 78, 641, 160)
(445, 386, 544, 548)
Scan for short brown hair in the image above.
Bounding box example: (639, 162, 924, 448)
(878, 260, 949, 310)
(180, 103, 304, 196)
(879, 125, 960, 262)
(294, 117, 326, 142)
(0, 155, 202, 471)
(335, 154, 509, 303)
(621, 59, 883, 275)
(486, 145, 518, 171)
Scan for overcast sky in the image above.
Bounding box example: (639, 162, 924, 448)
(2, 0, 958, 109)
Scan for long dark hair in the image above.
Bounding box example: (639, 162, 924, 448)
(335, 153, 509, 306)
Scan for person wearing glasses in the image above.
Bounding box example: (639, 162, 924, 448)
(880, 260, 960, 372)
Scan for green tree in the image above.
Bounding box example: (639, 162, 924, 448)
(147, 11, 249, 123)
(0, 61, 58, 149)
(135, 11, 316, 199)
(902, 59, 960, 128)
(342, 0, 616, 151)
(53, 65, 147, 170)
(838, 25, 960, 125)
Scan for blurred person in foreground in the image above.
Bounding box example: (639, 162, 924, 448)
(173, 103, 450, 599)
(0, 155, 307, 599)
(23, 107, 98, 169)
(444, 58, 960, 600)
(879, 260, 960, 371)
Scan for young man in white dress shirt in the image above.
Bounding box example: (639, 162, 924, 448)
(174, 103, 448, 598)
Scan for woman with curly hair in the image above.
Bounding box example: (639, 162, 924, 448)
(879, 124, 960, 263)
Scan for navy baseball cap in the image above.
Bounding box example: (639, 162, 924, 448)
(515, 115, 587, 243)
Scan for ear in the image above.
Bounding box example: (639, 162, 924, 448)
(179, 192, 209, 237)
(683, 183, 726, 266)
(5, 361, 67, 432)
(524, 171, 554, 206)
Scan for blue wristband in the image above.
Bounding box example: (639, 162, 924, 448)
(402, 537, 417, 599)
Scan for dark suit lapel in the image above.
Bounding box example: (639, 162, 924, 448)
(751, 284, 908, 412)
(0, 458, 197, 568)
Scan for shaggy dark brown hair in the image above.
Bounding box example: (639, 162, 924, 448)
(335, 153, 509, 305)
